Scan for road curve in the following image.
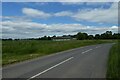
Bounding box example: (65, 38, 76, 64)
(2, 43, 113, 79)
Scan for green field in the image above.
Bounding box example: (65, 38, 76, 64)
(107, 41, 120, 78)
(2, 40, 114, 66)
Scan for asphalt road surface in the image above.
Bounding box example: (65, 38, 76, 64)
(2, 43, 113, 79)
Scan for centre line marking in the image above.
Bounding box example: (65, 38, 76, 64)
(27, 57, 74, 80)
(96, 46, 101, 48)
(82, 49, 93, 54)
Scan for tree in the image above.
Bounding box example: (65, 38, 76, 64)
(48, 36, 51, 40)
(77, 32, 88, 40)
(105, 31, 112, 39)
(101, 31, 113, 39)
(52, 35, 56, 38)
(88, 35, 94, 40)
(101, 33, 106, 39)
(113, 33, 120, 39)
(40, 36, 48, 40)
(95, 34, 100, 39)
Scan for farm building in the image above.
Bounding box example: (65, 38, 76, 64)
(52, 36, 76, 41)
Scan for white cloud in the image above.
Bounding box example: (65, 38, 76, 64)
(2, 16, 32, 22)
(55, 3, 118, 24)
(54, 11, 73, 16)
(22, 8, 51, 19)
(77, 2, 118, 23)
(2, 0, 119, 2)
(21, 2, 118, 24)
(2, 2, 118, 38)
(2, 20, 118, 39)
(85, 2, 112, 6)
(50, 0, 119, 2)
(61, 2, 111, 6)
(61, 2, 84, 5)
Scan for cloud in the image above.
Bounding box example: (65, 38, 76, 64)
(2, 0, 118, 2)
(22, 8, 51, 19)
(72, 2, 118, 23)
(55, 3, 118, 24)
(2, 16, 32, 22)
(61, 2, 112, 6)
(54, 11, 73, 16)
(21, 2, 117, 24)
(50, 0, 118, 2)
(85, 2, 112, 6)
(2, 2, 118, 38)
(2, 20, 118, 39)
(61, 2, 84, 5)
(2, 20, 48, 38)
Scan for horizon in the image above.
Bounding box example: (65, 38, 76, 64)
(2, 2, 118, 39)
(1, 30, 119, 39)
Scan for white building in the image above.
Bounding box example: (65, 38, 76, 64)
(52, 36, 76, 41)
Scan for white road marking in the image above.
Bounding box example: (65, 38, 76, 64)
(82, 49, 93, 54)
(96, 46, 101, 48)
(28, 57, 74, 80)
(112, 43, 116, 44)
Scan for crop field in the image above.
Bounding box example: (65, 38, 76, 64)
(2, 40, 114, 66)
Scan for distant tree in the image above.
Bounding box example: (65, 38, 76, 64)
(100, 33, 106, 39)
(2, 31, 120, 41)
(77, 32, 83, 40)
(95, 34, 100, 39)
(52, 35, 56, 38)
(77, 32, 88, 40)
(70, 34, 77, 38)
(48, 36, 52, 40)
(105, 31, 113, 39)
(113, 33, 120, 39)
(88, 35, 94, 40)
(62, 35, 67, 37)
(101, 31, 113, 39)
(14, 39, 20, 41)
(83, 33, 88, 39)
(40, 36, 47, 40)
(8, 38, 13, 40)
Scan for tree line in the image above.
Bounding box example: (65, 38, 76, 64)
(76, 31, 120, 40)
(2, 31, 120, 41)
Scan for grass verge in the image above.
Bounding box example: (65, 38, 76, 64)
(106, 40, 120, 79)
(2, 40, 114, 66)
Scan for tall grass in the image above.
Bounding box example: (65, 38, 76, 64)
(2, 40, 113, 66)
(106, 41, 120, 79)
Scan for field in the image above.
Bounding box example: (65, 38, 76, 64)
(2, 40, 114, 66)
(107, 41, 120, 78)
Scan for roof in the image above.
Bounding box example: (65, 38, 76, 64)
(52, 36, 72, 39)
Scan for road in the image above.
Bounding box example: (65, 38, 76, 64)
(2, 43, 113, 79)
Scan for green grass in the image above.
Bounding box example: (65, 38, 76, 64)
(106, 41, 120, 79)
(2, 40, 114, 66)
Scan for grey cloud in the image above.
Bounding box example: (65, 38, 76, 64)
(2, 20, 118, 38)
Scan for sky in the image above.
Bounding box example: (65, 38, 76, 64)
(1, 2, 118, 39)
